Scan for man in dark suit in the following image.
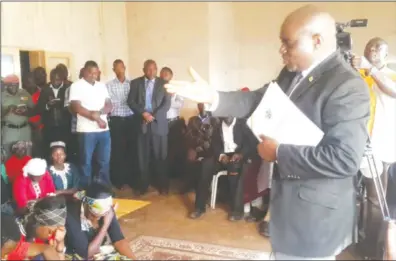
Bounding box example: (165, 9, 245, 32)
(128, 60, 171, 195)
(165, 5, 370, 260)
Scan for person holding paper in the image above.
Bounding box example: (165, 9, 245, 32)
(165, 5, 370, 260)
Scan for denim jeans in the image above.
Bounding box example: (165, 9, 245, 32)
(78, 131, 111, 188)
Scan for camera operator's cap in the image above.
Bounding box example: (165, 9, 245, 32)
(241, 87, 250, 92)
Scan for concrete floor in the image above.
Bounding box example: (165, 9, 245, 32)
(115, 183, 358, 260)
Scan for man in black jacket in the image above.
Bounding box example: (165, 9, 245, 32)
(127, 60, 171, 195)
(217, 117, 258, 221)
(35, 68, 71, 160)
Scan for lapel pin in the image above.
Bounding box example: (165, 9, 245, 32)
(308, 76, 314, 82)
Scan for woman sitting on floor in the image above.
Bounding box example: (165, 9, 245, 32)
(13, 158, 56, 215)
(65, 180, 136, 260)
(5, 141, 32, 184)
(2, 195, 67, 260)
(48, 141, 79, 194)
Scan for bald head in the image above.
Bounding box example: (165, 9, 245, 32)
(280, 5, 337, 72)
(364, 37, 388, 68)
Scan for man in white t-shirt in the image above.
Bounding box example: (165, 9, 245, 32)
(68, 61, 113, 188)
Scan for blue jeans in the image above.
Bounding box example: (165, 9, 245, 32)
(78, 131, 111, 188)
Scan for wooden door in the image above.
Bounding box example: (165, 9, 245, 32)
(28, 51, 46, 71)
(44, 52, 73, 81)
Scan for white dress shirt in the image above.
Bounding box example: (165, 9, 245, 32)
(220, 118, 238, 160)
(167, 95, 184, 119)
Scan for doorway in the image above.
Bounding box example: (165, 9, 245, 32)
(19, 50, 46, 86)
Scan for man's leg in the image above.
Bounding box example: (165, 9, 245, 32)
(95, 131, 111, 186)
(126, 116, 138, 189)
(152, 134, 169, 194)
(137, 131, 150, 195)
(228, 163, 245, 221)
(78, 132, 96, 188)
(191, 157, 217, 219)
(109, 117, 124, 188)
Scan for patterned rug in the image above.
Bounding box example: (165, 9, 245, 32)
(130, 236, 271, 260)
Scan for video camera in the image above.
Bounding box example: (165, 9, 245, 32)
(336, 19, 368, 62)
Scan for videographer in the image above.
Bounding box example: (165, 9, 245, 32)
(351, 37, 396, 258)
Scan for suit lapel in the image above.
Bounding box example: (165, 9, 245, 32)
(289, 52, 341, 101)
(140, 77, 146, 104)
(151, 78, 159, 107)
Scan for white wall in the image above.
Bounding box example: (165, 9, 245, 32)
(1, 2, 129, 81)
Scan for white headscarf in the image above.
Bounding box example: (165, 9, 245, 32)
(23, 158, 47, 177)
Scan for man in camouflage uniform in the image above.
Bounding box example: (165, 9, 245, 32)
(1, 75, 34, 156)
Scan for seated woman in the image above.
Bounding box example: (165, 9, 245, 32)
(5, 141, 32, 183)
(2, 196, 67, 260)
(48, 141, 79, 194)
(13, 158, 56, 215)
(65, 181, 136, 260)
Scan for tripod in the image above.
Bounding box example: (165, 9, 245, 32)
(356, 142, 392, 260)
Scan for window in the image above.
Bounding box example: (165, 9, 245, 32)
(1, 54, 15, 78)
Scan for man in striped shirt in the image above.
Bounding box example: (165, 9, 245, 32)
(106, 59, 136, 190)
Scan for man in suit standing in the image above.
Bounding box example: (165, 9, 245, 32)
(165, 5, 370, 260)
(128, 60, 171, 196)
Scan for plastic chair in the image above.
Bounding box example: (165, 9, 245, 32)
(210, 170, 228, 209)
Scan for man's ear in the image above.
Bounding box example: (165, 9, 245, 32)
(312, 34, 322, 49)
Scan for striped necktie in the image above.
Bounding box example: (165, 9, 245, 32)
(286, 72, 303, 96)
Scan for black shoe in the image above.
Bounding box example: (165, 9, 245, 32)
(228, 213, 244, 222)
(189, 210, 205, 219)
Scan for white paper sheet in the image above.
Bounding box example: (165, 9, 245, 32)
(248, 81, 324, 146)
(249, 82, 325, 192)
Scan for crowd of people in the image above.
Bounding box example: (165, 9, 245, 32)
(1, 55, 267, 259)
(2, 3, 396, 260)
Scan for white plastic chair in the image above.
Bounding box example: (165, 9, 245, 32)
(210, 170, 228, 209)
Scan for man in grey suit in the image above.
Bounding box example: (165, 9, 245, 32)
(128, 59, 171, 195)
(165, 5, 370, 260)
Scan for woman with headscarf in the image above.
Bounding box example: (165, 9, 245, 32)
(2, 195, 67, 260)
(48, 141, 79, 194)
(65, 181, 136, 260)
(13, 158, 56, 215)
(5, 141, 32, 183)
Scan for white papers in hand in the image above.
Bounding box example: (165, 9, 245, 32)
(248, 82, 324, 146)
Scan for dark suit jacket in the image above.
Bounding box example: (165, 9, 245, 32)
(127, 76, 171, 136)
(185, 116, 222, 160)
(211, 52, 370, 257)
(35, 85, 70, 128)
(219, 119, 258, 161)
